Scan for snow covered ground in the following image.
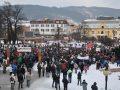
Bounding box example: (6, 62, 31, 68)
(24, 63, 120, 90)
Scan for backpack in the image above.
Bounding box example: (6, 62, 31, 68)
(10, 77, 15, 83)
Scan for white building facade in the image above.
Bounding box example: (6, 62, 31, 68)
(30, 19, 69, 36)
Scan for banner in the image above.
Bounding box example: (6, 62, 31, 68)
(77, 55, 89, 60)
(96, 48, 101, 52)
(17, 47, 31, 52)
(87, 43, 94, 48)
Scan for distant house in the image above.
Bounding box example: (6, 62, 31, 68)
(30, 18, 69, 36)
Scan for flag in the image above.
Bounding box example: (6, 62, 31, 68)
(38, 48, 42, 63)
(87, 43, 94, 48)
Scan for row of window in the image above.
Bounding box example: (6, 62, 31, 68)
(31, 24, 64, 27)
(31, 29, 56, 32)
(92, 31, 110, 35)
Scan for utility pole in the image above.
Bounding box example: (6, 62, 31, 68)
(57, 27, 60, 62)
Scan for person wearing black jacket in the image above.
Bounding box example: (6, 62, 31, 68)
(46, 65, 50, 77)
(55, 74, 60, 90)
(77, 71, 82, 85)
(91, 82, 98, 90)
(62, 77, 69, 90)
(52, 73, 56, 88)
(21, 66, 25, 79)
(80, 63, 84, 74)
(37, 63, 41, 78)
(18, 73, 24, 89)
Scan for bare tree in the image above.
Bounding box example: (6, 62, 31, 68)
(0, 9, 6, 38)
(1, 2, 25, 44)
(12, 5, 25, 43)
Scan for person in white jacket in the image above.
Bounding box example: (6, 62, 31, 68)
(10, 74, 16, 90)
(26, 71, 31, 87)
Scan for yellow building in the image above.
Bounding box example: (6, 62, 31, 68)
(81, 17, 120, 39)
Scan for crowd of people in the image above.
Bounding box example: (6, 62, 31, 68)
(0, 43, 119, 90)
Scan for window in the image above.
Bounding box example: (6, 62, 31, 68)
(56, 21, 59, 24)
(35, 24, 39, 27)
(61, 21, 63, 23)
(51, 29, 55, 32)
(92, 31, 94, 34)
(101, 26, 104, 29)
(31, 25, 34, 27)
(41, 29, 44, 32)
(46, 29, 49, 31)
(51, 24, 54, 27)
(98, 31, 100, 34)
(61, 24, 63, 27)
(101, 31, 104, 34)
(41, 24, 44, 27)
(46, 24, 49, 27)
(31, 29, 34, 31)
(108, 31, 109, 35)
(35, 29, 39, 32)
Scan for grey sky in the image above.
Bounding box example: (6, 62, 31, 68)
(1, 0, 120, 9)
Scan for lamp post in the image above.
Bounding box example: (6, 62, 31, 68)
(57, 27, 60, 61)
(103, 66, 111, 90)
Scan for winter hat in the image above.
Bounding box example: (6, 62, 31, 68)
(94, 82, 97, 85)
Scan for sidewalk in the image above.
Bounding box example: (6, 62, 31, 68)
(0, 68, 38, 90)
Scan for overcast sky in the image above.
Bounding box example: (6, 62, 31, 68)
(1, 0, 120, 9)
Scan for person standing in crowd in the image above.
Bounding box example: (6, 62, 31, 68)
(55, 74, 60, 90)
(77, 71, 82, 85)
(42, 64, 45, 77)
(84, 64, 88, 74)
(74, 63, 78, 73)
(91, 82, 98, 90)
(9, 64, 13, 76)
(16, 65, 21, 78)
(62, 69, 67, 79)
(67, 69, 72, 83)
(51, 63, 56, 75)
(18, 73, 24, 89)
(82, 80, 88, 90)
(96, 61, 101, 70)
(46, 65, 50, 77)
(52, 73, 56, 88)
(80, 62, 84, 74)
(26, 71, 31, 87)
(56, 62, 61, 75)
(21, 65, 25, 79)
(37, 62, 42, 78)
(10, 74, 16, 90)
(62, 77, 69, 90)
(3, 61, 7, 73)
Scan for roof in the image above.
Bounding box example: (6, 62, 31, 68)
(83, 19, 120, 23)
(30, 19, 68, 24)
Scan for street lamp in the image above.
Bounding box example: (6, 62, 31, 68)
(103, 66, 111, 90)
(57, 27, 60, 61)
